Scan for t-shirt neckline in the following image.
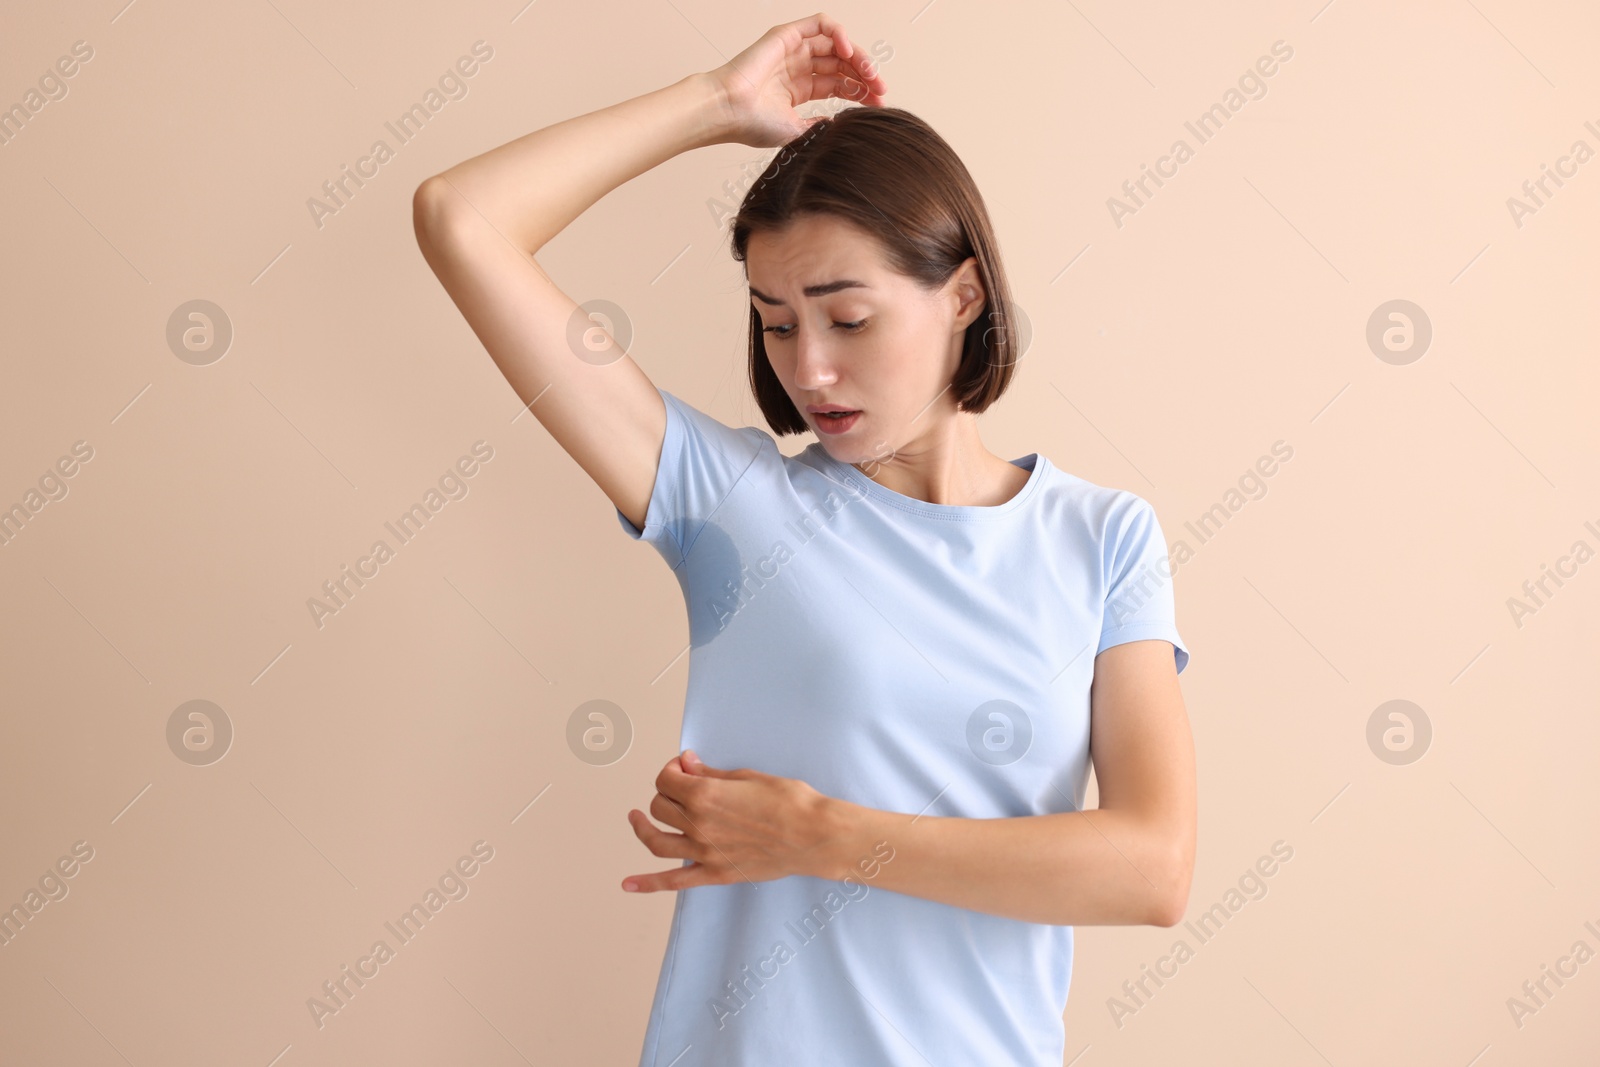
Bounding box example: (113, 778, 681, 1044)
(807, 445, 1049, 520)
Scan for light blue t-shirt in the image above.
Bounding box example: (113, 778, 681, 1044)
(615, 387, 1189, 1067)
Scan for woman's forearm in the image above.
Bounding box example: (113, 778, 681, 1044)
(419, 71, 729, 252)
(816, 796, 1189, 928)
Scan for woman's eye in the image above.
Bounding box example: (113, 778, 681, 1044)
(762, 319, 867, 340)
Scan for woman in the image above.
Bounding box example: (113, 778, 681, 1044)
(413, 12, 1195, 1065)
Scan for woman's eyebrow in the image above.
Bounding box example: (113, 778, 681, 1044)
(749, 280, 871, 307)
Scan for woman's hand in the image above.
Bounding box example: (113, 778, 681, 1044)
(704, 11, 888, 148)
(622, 750, 838, 892)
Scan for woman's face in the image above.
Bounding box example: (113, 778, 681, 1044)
(746, 214, 986, 465)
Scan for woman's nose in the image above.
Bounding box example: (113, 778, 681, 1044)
(791, 335, 839, 389)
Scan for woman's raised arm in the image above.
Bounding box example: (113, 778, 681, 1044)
(411, 13, 886, 531)
(411, 73, 727, 531)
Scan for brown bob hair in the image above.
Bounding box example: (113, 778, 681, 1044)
(730, 105, 1021, 436)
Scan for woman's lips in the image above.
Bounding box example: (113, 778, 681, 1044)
(812, 410, 861, 435)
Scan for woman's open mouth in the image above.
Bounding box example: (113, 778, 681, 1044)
(813, 410, 861, 434)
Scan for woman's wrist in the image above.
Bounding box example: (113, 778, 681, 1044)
(679, 69, 736, 150)
(803, 794, 874, 883)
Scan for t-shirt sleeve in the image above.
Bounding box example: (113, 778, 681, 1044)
(1097, 493, 1190, 674)
(613, 386, 764, 571)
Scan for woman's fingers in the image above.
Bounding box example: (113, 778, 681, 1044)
(621, 813, 730, 893)
(804, 33, 838, 60)
(808, 72, 871, 107)
(628, 808, 697, 857)
(799, 37, 886, 105)
(780, 11, 849, 54)
(712, 11, 885, 147)
(648, 790, 692, 833)
(782, 11, 883, 91)
(623, 861, 720, 894)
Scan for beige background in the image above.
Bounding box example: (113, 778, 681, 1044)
(2, 0, 1597, 1064)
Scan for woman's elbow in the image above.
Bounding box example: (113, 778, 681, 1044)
(1150, 845, 1194, 927)
(412, 177, 457, 246)
(1150, 890, 1188, 928)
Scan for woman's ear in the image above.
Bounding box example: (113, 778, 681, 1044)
(949, 256, 987, 331)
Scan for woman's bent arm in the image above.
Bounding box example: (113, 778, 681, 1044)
(815, 639, 1196, 926)
(625, 639, 1195, 927)
(411, 73, 730, 530)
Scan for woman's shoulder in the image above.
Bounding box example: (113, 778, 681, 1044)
(1035, 458, 1155, 528)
